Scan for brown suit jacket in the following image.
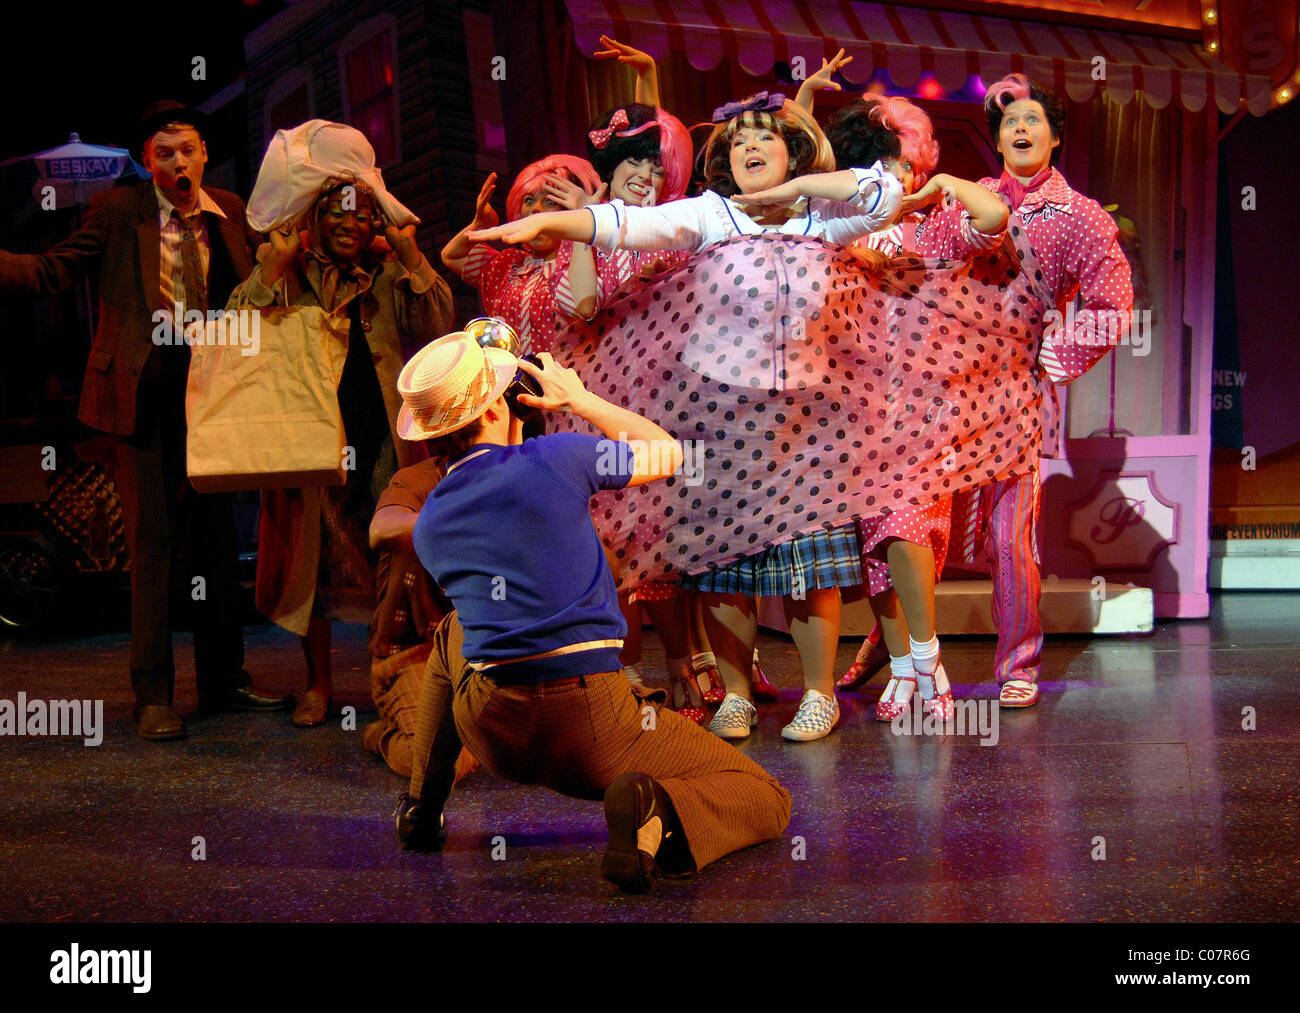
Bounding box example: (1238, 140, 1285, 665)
(0, 181, 262, 436)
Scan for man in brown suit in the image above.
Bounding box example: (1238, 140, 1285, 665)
(0, 100, 291, 739)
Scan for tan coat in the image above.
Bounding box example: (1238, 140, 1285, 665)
(231, 250, 453, 635)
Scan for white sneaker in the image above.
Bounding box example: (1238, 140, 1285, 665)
(781, 689, 840, 742)
(709, 693, 758, 740)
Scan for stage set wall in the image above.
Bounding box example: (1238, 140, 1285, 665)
(489, 0, 1241, 620)
(235, 0, 1290, 620)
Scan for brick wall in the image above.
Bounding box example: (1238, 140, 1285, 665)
(243, 0, 489, 323)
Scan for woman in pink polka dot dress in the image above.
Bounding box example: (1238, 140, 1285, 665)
(816, 91, 982, 723)
(440, 155, 602, 356)
(800, 84, 966, 719)
(471, 92, 908, 743)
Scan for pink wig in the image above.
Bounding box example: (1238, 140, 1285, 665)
(861, 91, 940, 187)
(505, 154, 602, 222)
(984, 73, 1033, 116)
(587, 104, 693, 204)
(649, 108, 692, 204)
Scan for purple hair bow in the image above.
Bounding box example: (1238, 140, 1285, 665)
(711, 91, 786, 124)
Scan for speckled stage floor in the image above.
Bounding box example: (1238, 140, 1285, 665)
(1, 591, 1296, 922)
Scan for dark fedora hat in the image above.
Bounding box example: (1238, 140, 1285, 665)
(137, 100, 210, 156)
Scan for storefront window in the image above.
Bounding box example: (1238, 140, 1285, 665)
(339, 18, 400, 167)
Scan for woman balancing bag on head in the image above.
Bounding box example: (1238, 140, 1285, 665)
(469, 91, 1048, 742)
(218, 120, 453, 728)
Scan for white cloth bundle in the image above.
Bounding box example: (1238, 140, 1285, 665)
(246, 119, 418, 233)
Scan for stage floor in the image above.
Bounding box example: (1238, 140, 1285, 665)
(2, 591, 1297, 923)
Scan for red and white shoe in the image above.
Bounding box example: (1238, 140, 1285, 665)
(695, 664, 727, 707)
(917, 660, 955, 722)
(837, 638, 891, 692)
(875, 675, 916, 722)
(669, 671, 708, 725)
(998, 679, 1040, 708)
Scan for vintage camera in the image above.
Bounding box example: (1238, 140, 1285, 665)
(464, 317, 542, 420)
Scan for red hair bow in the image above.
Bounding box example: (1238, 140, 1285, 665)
(589, 108, 631, 149)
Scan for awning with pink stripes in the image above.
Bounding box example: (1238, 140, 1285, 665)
(566, 0, 1274, 116)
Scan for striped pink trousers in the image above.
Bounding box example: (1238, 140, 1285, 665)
(981, 471, 1043, 685)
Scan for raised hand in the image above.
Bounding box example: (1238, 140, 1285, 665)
(262, 220, 302, 284)
(514, 352, 591, 414)
(472, 173, 500, 230)
(806, 48, 852, 93)
(543, 175, 606, 210)
(593, 35, 655, 74)
(384, 221, 422, 271)
(593, 35, 661, 106)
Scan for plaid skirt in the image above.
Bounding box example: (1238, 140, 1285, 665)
(678, 522, 863, 597)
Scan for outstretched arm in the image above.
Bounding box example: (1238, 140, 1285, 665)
(517, 353, 683, 485)
(901, 174, 1008, 237)
(469, 208, 594, 247)
(732, 167, 868, 205)
(734, 166, 904, 241)
(0, 190, 112, 296)
(473, 197, 710, 254)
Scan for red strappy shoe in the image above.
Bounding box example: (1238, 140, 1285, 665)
(837, 638, 891, 692)
(916, 659, 955, 722)
(696, 664, 728, 707)
(875, 674, 916, 722)
(751, 651, 780, 702)
(668, 669, 708, 725)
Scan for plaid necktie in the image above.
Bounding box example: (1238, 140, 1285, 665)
(175, 210, 208, 315)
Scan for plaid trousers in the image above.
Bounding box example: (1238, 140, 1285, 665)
(410, 612, 792, 873)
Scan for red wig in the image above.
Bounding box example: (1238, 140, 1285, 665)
(505, 154, 602, 222)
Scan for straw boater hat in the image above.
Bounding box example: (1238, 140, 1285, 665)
(396, 333, 518, 440)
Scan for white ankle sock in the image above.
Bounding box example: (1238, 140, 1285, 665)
(889, 653, 917, 678)
(885, 654, 915, 702)
(691, 651, 717, 672)
(909, 636, 949, 695)
(909, 635, 940, 674)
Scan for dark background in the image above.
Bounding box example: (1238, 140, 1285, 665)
(2, 2, 288, 163)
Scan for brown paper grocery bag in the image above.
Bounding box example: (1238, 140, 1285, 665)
(185, 306, 350, 492)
